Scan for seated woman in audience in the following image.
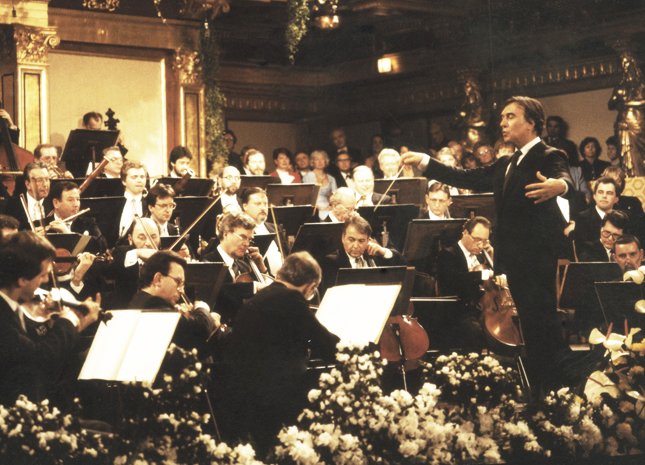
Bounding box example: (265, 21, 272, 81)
(303, 150, 337, 220)
(269, 147, 301, 184)
(579, 136, 610, 182)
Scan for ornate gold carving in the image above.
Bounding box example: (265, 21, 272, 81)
(83, 0, 120, 12)
(13, 26, 60, 65)
(173, 48, 202, 86)
(180, 0, 231, 21)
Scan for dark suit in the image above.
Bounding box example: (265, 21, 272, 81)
(4, 195, 53, 231)
(216, 281, 338, 452)
(0, 296, 78, 405)
(580, 158, 610, 182)
(320, 247, 405, 297)
(103, 245, 141, 309)
(71, 215, 108, 253)
(577, 240, 611, 262)
(421, 140, 573, 389)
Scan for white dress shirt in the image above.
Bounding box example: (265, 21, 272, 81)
(119, 192, 143, 237)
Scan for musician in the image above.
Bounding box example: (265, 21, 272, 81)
(352, 165, 392, 207)
(613, 234, 644, 273)
(421, 181, 452, 220)
(241, 187, 282, 275)
(202, 212, 266, 323)
(0, 108, 19, 143)
(320, 214, 404, 296)
(105, 217, 160, 310)
(216, 251, 339, 454)
(321, 187, 356, 223)
(168, 146, 194, 178)
(577, 210, 629, 262)
(0, 231, 100, 405)
(5, 162, 52, 230)
(33, 144, 73, 179)
(0, 214, 18, 237)
(47, 181, 108, 253)
(100, 146, 124, 179)
(243, 149, 267, 176)
(145, 183, 179, 237)
(402, 96, 574, 395)
(378, 149, 402, 179)
(570, 176, 620, 245)
(219, 165, 242, 211)
(436, 217, 494, 350)
(82, 111, 103, 130)
(129, 250, 218, 352)
(118, 160, 148, 238)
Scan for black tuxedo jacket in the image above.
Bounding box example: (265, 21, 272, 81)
(103, 245, 141, 309)
(71, 215, 108, 253)
(0, 296, 78, 405)
(4, 195, 53, 231)
(573, 207, 602, 246)
(423, 141, 573, 273)
(320, 247, 405, 297)
(577, 240, 611, 262)
(436, 244, 484, 301)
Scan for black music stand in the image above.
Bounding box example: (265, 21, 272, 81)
(594, 281, 645, 328)
(374, 178, 427, 206)
(51, 177, 124, 198)
(270, 205, 315, 237)
(252, 233, 276, 257)
(159, 236, 189, 252)
(80, 196, 126, 249)
(402, 219, 467, 273)
(290, 222, 344, 259)
(184, 262, 228, 309)
(450, 194, 496, 224)
(358, 204, 420, 251)
(156, 177, 214, 197)
(61, 129, 120, 178)
(173, 196, 222, 251)
(559, 262, 623, 333)
(46, 232, 93, 257)
(240, 175, 273, 191)
(267, 183, 319, 206)
(336, 266, 416, 316)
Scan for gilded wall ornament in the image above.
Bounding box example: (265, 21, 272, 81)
(173, 48, 202, 86)
(82, 0, 120, 12)
(13, 26, 60, 65)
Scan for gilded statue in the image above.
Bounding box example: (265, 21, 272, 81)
(455, 77, 487, 151)
(608, 50, 645, 176)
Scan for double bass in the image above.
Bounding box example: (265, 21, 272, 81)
(0, 104, 34, 196)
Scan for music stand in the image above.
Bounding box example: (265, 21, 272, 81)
(267, 183, 319, 206)
(410, 297, 467, 351)
(156, 177, 214, 197)
(402, 219, 467, 272)
(594, 281, 645, 328)
(46, 233, 93, 261)
(61, 129, 120, 178)
(159, 236, 188, 252)
(184, 262, 228, 309)
(51, 177, 124, 198)
(290, 222, 344, 259)
(374, 178, 427, 206)
(270, 205, 315, 237)
(357, 204, 420, 251)
(80, 196, 126, 248)
(450, 194, 496, 224)
(252, 233, 276, 257)
(336, 266, 415, 316)
(240, 175, 273, 191)
(172, 196, 222, 251)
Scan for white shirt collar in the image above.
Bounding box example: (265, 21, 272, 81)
(327, 211, 341, 223)
(517, 136, 542, 164)
(216, 244, 235, 267)
(124, 191, 142, 202)
(255, 222, 269, 234)
(428, 210, 449, 220)
(595, 206, 607, 219)
(458, 240, 479, 271)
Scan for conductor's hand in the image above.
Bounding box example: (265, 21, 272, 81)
(525, 171, 567, 204)
(367, 239, 387, 257)
(400, 151, 426, 167)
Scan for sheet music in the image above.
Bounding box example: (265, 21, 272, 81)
(316, 284, 401, 345)
(79, 310, 180, 383)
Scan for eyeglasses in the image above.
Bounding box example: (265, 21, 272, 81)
(29, 177, 50, 184)
(600, 229, 622, 240)
(231, 231, 252, 243)
(155, 202, 176, 210)
(223, 175, 241, 181)
(468, 233, 490, 246)
(164, 274, 185, 288)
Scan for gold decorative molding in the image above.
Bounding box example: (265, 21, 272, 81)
(13, 26, 60, 66)
(173, 48, 202, 86)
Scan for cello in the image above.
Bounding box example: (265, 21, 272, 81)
(0, 104, 34, 196)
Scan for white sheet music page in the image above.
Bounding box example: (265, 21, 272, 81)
(316, 284, 401, 345)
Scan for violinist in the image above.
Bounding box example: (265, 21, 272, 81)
(319, 187, 356, 223)
(34, 144, 73, 179)
(118, 160, 148, 238)
(216, 251, 338, 454)
(5, 162, 52, 230)
(146, 183, 179, 237)
(202, 211, 265, 323)
(241, 187, 282, 275)
(0, 231, 100, 405)
(320, 213, 404, 297)
(128, 250, 219, 353)
(219, 165, 242, 211)
(168, 146, 194, 178)
(47, 181, 107, 252)
(436, 216, 494, 350)
(0, 214, 18, 238)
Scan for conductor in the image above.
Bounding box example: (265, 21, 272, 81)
(402, 96, 574, 396)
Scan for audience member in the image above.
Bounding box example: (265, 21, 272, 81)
(579, 136, 610, 181)
(269, 147, 301, 184)
(303, 150, 337, 218)
(168, 146, 194, 178)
